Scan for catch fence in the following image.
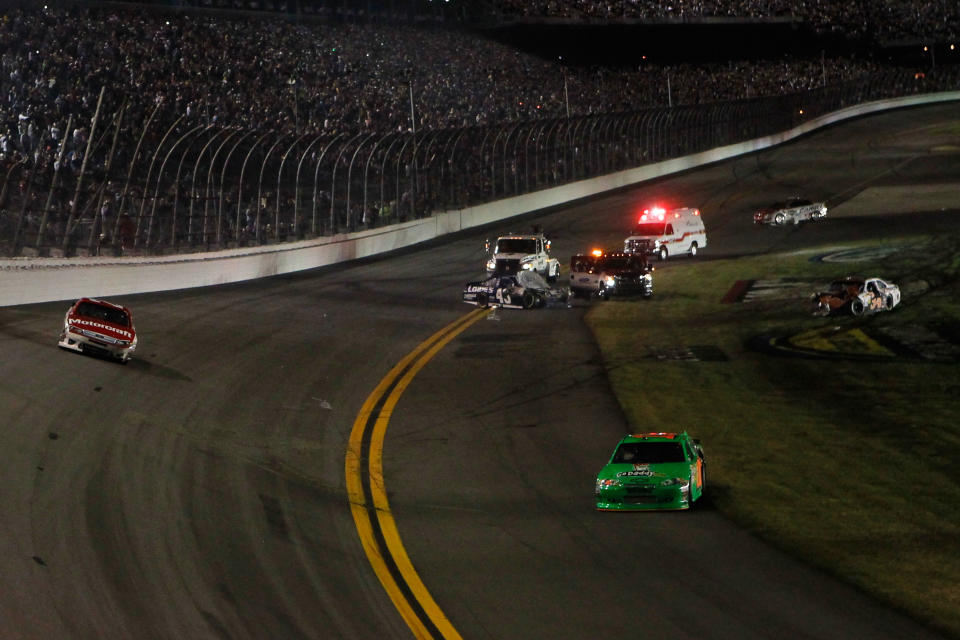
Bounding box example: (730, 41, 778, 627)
(0, 67, 956, 258)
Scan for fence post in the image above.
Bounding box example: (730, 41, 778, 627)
(61, 86, 105, 253)
(88, 101, 127, 254)
(35, 114, 72, 250)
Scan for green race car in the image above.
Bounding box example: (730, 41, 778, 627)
(595, 432, 705, 510)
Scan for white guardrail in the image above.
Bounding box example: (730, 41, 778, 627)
(2, 91, 958, 307)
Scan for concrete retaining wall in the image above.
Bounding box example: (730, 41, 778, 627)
(2, 91, 958, 306)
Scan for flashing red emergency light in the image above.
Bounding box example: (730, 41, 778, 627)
(639, 206, 666, 223)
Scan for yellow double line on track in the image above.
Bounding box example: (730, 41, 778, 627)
(345, 307, 488, 639)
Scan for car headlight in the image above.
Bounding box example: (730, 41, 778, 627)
(604, 276, 615, 287)
(596, 478, 620, 490)
(486, 258, 496, 271)
(520, 261, 533, 270)
(660, 477, 688, 487)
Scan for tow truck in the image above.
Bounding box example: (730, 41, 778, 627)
(485, 230, 561, 282)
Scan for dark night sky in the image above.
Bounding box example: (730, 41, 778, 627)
(480, 21, 867, 66)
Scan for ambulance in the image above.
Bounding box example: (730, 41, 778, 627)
(623, 206, 706, 261)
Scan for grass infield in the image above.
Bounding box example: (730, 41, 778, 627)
(586, 234, 960, 639)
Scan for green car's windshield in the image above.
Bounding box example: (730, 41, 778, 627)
(613, 442, 685, 464)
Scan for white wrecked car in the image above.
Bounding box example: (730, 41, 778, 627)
(754, 198, 827, 225)
(810, 276, 901, 316)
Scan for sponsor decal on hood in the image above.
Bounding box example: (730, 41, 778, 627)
(70, 317, 134, 339)
(616, 465, 666, 478)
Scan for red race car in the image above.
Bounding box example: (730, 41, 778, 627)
(58, 298, 138, 363)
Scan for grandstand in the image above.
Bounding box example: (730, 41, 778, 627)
(0, 1, 956, 257)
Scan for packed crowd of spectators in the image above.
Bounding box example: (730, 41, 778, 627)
(490, 0, 960, 44)
(0, 4, 946, 255)
(0, 5, 886, 161)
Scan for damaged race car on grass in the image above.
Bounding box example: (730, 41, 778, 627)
(810, 276, 901, 316)
(463, 270, 569, 309)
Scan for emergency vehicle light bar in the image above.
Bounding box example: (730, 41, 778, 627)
(639, 206, 666, 223)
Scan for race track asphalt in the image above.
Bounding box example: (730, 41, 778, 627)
(0, 101, 956, 639)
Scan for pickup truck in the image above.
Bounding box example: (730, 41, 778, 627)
(569, 251, 653, 300)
